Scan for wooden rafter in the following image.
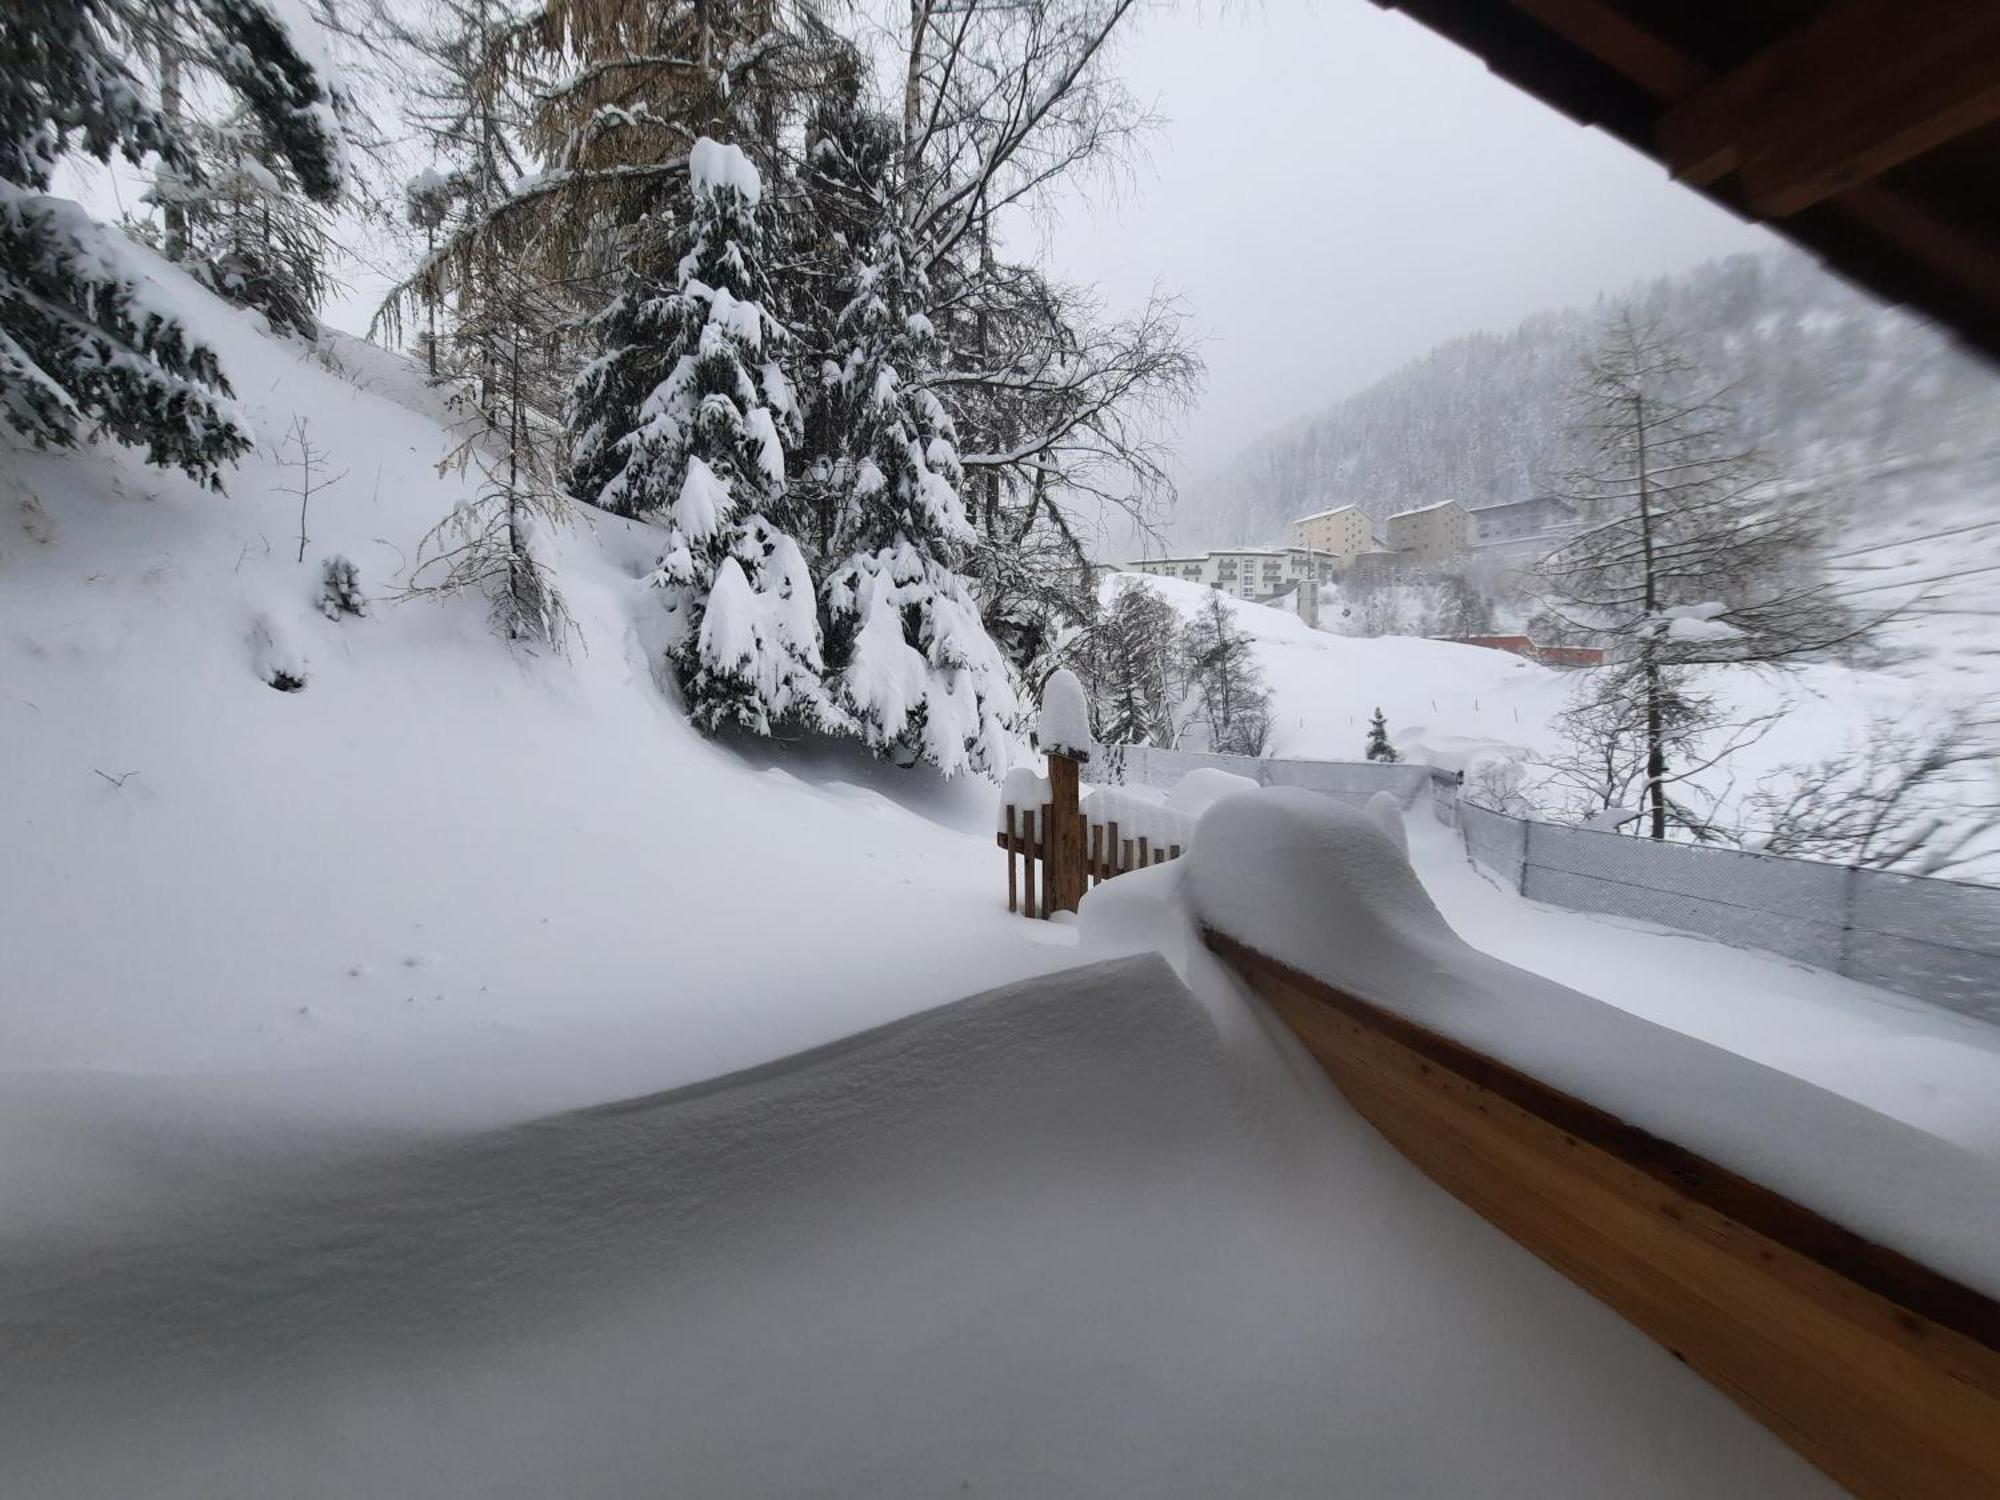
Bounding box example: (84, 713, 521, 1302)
(1657, 0, 2000, 214)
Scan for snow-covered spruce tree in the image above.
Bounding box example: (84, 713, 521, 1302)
(575, 138, 821, 734)
(1086, 577, 1182, 748)
(1537, 310, 1860, 841)
(1365, 707, 1398, 763)
(809, 91, 1016, 776)
(0, 0, 344, 486)
(1181, 592, 1271, 757)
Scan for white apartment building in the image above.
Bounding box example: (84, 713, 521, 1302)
(1468, 494, 1581, 566)
(1127, 547, 1339, 601)
(1288, 505, 1372, 562)
(1384, 500, 1471, 563)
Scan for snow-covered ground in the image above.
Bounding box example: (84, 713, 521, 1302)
(0, 954, 1842, 1499)
(1110, 569, 1999, 878)
(2, 275, 1989, 1495)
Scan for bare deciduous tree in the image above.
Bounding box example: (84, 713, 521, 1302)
(1537, 311, 1869, 840)
(1742, 710, 1999, 877)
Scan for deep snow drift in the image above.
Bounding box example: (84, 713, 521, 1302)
(0, 955, 1837, 1499)
(1180, 788, 2000, 1301)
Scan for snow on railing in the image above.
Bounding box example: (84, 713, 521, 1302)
(997, 751, 1190, 921)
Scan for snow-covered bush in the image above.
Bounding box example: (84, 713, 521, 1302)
(317, 554, 366, 619)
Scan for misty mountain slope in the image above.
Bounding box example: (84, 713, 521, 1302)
(1178, 249, 2000, 549)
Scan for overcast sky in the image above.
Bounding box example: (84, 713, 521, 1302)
(1041, 0, 1774, 479)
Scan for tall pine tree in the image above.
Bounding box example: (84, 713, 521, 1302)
(808, 88, 1015, 776)
(574, 137, 821, 735)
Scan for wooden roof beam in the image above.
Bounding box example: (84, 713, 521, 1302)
(1657, 0, 2000, 216)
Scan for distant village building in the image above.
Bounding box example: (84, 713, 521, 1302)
(1468, 494, 1581, 566)
(1288, 505, 1371, 563)
(1127, 547, 1339, 602)
(1384, 500, 1471, 563)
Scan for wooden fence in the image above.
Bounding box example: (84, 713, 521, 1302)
(997, 749, 1183, 919)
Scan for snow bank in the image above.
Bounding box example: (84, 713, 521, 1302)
(0, 954, 1840, 1499)
(1185, 788, 2000, 1299)
(996, 765, 1053, 830)
(1165, 766, 1259, 816)
(1082, 785, 1192, 852)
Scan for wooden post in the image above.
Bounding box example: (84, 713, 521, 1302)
(1107, 821, 1121, 878)
(1046, 754, 1086, 914)
(1138, 834, 1151, 869)
(1090, 821, 1104, 886)
(1005, 805, 1018, 913)
(1122, 836, 1134, 874)
(1022, 808, 1037, 919)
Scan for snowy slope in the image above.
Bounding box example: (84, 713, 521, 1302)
(0, 270, 1070, 1095)
(0, 955, 1838, 1499)
(1112, 571, 1997, 878)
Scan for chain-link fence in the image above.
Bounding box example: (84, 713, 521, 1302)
(1099, 742, 2000, 1025)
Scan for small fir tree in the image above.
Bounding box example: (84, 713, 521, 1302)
(1365, 707, 1399, 763)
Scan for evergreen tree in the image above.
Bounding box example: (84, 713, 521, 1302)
(1365, 707, 1398, 763)
(809, 88, 1015, 776)
(0, 0, 344, 485)
(1088, 577, 1181, 748)
(575, 137, 821, 735)
(152, 113, 333, 338)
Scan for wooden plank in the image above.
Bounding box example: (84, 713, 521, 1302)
(1022, 809, 1037, 920)
(1505, 0, 1706, 98)
(1005, 805, 1018, 913)
(1205, 929, 2000, 1500)
(1656, 0, 2000, 212)
(1046, 754, 1084, 913)
(1138, 835, 1151, 868)
(1090, 821, 1104, 886)
(1168, 843, 1182, 861)
(1121, 836, 1133, 876)
(1107, 821, 1121, 879)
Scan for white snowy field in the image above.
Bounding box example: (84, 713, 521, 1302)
(1109, 569, 2000, 878)
(0, 955, 1842, 1500)
(1, 268, 1992, 1496)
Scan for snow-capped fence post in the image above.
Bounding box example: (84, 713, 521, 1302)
(1037, 670, 1093, 916)
(1045, 750, 1085, 914)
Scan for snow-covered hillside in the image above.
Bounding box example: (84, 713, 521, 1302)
(8, 274, 1999, 1495)
(0, 268, 1067, 1093)
(1110, 571, 1998, 879)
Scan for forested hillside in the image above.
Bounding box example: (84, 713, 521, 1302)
(1176, 249, 2000, 548)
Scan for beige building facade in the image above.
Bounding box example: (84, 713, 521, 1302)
(1288, 505, 1372, 563)
(1385, 500, 1471, 563)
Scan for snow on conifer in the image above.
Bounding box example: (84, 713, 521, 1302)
(572, 137, 823, 736)
(809, 95, 1015, 777)
(0, 0, 345, 486)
